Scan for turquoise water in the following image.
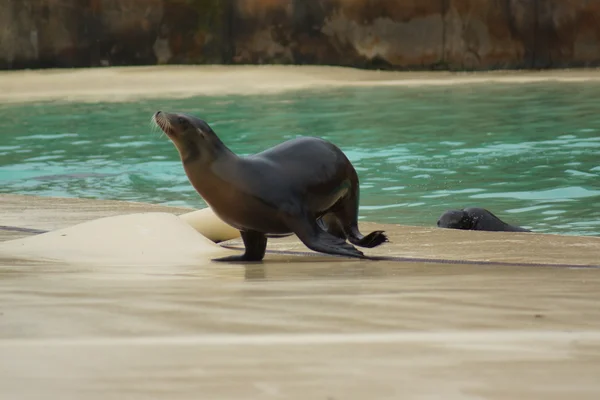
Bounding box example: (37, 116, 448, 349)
(1, 83, 599, 236)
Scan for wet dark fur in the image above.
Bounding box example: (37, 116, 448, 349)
(153, 111, 388, 262)
(437, 207, 531, 233)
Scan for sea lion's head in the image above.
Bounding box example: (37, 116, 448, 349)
(437, 209, 474, 230)
(152, 111, 224, 164)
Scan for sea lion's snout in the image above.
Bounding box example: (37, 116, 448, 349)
(153, 110, 176, 137)
(153, 111, 219, 164)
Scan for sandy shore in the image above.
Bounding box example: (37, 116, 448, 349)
(2, 193, 599, 267)
(1, 65, 600, 103)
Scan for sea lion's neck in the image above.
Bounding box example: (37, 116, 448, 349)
(181, 142, 239, 202)
(179, 137, 235, 165)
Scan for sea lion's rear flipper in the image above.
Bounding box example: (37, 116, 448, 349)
(305, 231, 365, 259)
(316, 213, 346, 240)
(320, 215, 388, 249)
(349, 230, 388, 248)
(288, 216, 365, 259)
(213, 230, 267, 262)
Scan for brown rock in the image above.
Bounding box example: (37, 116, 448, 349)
(87, 0, 164, 67)
(444, 0, 536, 70)
(155, 0, 230, 64)
(535, 0, 600, 68)
(321, 0, 444, 68)
(0, 0, 164, 68)
(0, 1, 41, 67)
(0, 0, 599, 70)
(231, 0, 444, 69)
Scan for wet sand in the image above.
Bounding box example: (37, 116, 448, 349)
(1, 65, 600, 103)
(2, 260, 600, 400)
(1, 194, 600, 399)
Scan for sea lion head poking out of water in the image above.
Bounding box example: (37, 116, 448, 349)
(153, 110, 388, 263)
(437, 207, 531, 233)
(437, 209, 474, 230)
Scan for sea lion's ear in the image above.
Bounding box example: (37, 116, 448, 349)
(196, 128, 206, 140)
(177, 116, 190, 127)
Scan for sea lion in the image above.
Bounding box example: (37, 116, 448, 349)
(437, 207, 531, 233)
(152, 111, 388, 262)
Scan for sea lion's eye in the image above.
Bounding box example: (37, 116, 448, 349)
(178, 117, 188, 126)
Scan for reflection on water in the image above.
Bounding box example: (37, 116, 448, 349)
(0, 83, 599, 236)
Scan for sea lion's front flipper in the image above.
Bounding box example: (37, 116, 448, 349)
(288, 216, 365, 259)
(213, 230, 267, 262)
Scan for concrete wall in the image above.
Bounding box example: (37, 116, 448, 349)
(1, 0, 599, 70)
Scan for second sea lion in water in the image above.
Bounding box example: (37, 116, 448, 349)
(153, 111, 388, 262)
(437, 207, 531, 232)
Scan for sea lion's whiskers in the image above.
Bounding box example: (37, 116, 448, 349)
(149, 118, 158, 131)
(152, 113, 172, 138)
(149, 116, 164, 138)
(164, 122, 174, 136)
(150, 114, 161, 129)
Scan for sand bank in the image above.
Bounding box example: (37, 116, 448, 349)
(2, 193, 599, 268)
(1, 65, 600, 103)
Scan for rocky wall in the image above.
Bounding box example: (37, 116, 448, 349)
(1, 0, 599, 70)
